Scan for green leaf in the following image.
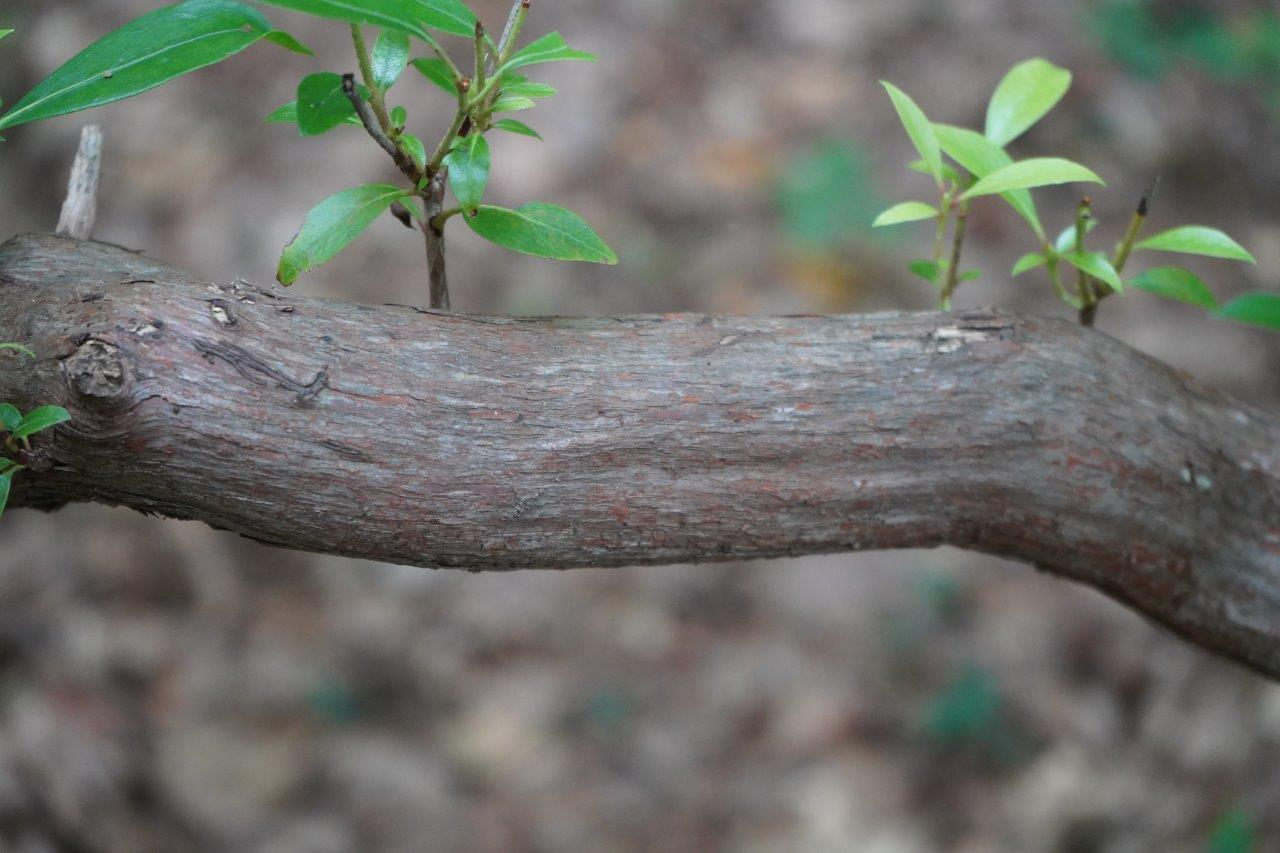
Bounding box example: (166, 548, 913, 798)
(958, 270, 982, 283)
(501, 32, 597, 74)
(985, 58, 1072, 147)
(256, 0, 475, 39)
(1062, 251, 1123, 292)
(265, 100, 362, 126)
(502, 80, 556, 99)
(909, 260, 942, 285)
(0, 342, 35, 358)
(297, 72, 357, 136)
(400, 132, 427, 172)
(961, 157, 1104, 200)
(1129, 267, 1218, 309)
(880, 81, 943, 187)
(1217, 292, 1280, 330)
(0, 404, 21, 432)
(934, 124, 1044, 239)
(262, 31, 313, 55)
(12, 405, 71, 440)
(1135, 226, 1256, 264)
(444, 134, 489, 214)
(0, 469, 12, 520)
(491, 118, 541, 140)
(0, 0, 306, 132)
(1011, 253, 1047, 276)
(466, 203, 616, 264)
(1054, 217, 1098, 254)
(277, 184, 409, 285)
(872, 201, 938, 227)
(409, 57, 458, 96)
(0, 30, 12, 42)
(490, 95, 537, 113)
(372, 29, 411, 92)
(391, 105, 408, 129)
(908, 159, 961, 186)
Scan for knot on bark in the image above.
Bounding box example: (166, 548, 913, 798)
(62, 339, 128, 400)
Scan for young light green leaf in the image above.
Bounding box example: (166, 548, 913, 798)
(1135, 226, 1256, 264)
(881, 81, 943, 187)
(872, 201, 938, 227)
(256, 0, 475, 39)
(400, 133, 427, 172)
(443, 134, 490, 214)
(297, 72, 358, 136)
(410, 57, 458, 96)
(1012, 253, 1047, 276)
(1062, 251, 1123, 292)
(502, 80, 556, 99)
(934, 123, 1044, 239)
(985, 58, 1072, 147)
(958, 270, 982, 283)
(0, 403, 21, 432)
(961, 157, 1104, 200)
(0, 469, 12, 519)
(391, 105, 408, 129)
(1054, 217, 1097, 254)
(1217, 293, 1280, 330)
(908, 159, 962, 186)
(490, 95, 536, 113)
(0, 30, 12, 41)
(277, 184, 409, 285)
(1129, 267, 1218, 309)
(11, 405, 71, 440)
(0, 0, 307, 132)
(372, 29, 411, 91)
(909, 260, 942, 285)
(491, 118, 541, 140)
(0, 342, 35, 358)
(466, 203, 616, 264)
(500, 32, 597, 73)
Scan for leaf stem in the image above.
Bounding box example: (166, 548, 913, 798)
(350, 24, 392, 133)
(342, 75, 422, 184)
(421, 32, 467, 87)
(1075, 197, 1098, 325)
(473, 22, 487, 102)
(939, 199, 969, 310)
(498, 0, 531, 62)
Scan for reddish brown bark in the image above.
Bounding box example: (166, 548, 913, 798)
(2, 233, 1278, 678)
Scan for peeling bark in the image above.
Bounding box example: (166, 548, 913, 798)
(1, 233, 1278, 678)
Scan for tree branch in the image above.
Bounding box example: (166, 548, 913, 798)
(2, 234, 1278, 678)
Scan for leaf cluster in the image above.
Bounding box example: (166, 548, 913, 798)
(0, 345, 70, 519)
(875, 58, 1277, 331)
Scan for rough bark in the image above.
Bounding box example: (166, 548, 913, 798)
(1, 233, 1278, 677)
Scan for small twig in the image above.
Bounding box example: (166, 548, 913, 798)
(350, 24, 393, 133)
(56, 125, 103, 240)
(1081, 180, 1157, 326)
(939, 200, 969, 309)
(473, 22, 487, 99)
(342, 75, 422, 184)
(497, 1, 529, 60)
(420, 172, 450, 310)
(1075, 197, 1097, 326)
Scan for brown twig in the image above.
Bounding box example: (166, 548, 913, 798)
(342, 75, 422, 184)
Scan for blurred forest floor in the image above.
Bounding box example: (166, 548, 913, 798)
(2, 0, 1280, 850)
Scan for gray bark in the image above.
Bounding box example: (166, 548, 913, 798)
(2, 233, 1278, 678)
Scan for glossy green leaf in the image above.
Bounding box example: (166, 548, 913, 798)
(881, 81, 943, 186)
(985, 58, 1072, 147)
(0, 469, 12, 519)
(1217, 293, 1280, 330)
(1012, 253, 1047, 276)
(962, 157, 1103, 200)
(400, 132, 427, 172)
(391, 105, 408, 129)
(1054, 217, 1098, 254)
(0, 30, 12, 42)
(490, 94, 536, 113)
(1062, 251, 1123, 292)
(0, 0, 306, 132)
(502, 80, 556, 99)
(0, 343, 35, 358)
(372, 29, 410, 91)
(908, 159, 961, 186)
(262, 31, 313, 55)
(501, 32, 597, 73)
(256, 0, 475, 39)
(909, 260, 942, 285)
(1135, 226, 1256, 264)
(1129, 267, 1218, 308)
(466, 203, 616, 264)
(265, 99, 361, 126)
(444, 134, 489, 214)
(872, 201, 937, 227)
(934, 123, 1044, 239)
(297, 72, 357, 136)
(277, 184, 408, 285)
(0, 404, 21, 432)
(11, 405, 71, 440)
(410, 57, 458, 96)
(491, 118, 541, 139)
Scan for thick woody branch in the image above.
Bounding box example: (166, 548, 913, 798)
(1, 234, 1278, 678)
